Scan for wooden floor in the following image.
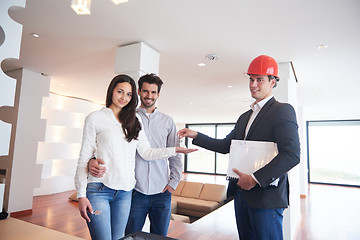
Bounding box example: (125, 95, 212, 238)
(11, 189, 91, 239)
(295, 184, 360, 240)
(11, 174, 360, 240)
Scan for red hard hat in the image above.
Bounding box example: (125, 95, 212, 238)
(246, 55, 279, 78)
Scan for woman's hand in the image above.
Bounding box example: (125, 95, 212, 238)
(78, 197, 93, 222)
(175, 146, 198, 154)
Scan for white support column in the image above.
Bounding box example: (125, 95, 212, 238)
(0, 0, 25, 212)
(5, 69, 50, 213)
(115, 42, 160, 81)
(274, 62, 301, 240)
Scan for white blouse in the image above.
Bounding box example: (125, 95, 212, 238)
(75, 107, 176, 198)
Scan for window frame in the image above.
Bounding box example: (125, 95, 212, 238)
(184, 123, 235, 175)
(306, 119, 360, 188)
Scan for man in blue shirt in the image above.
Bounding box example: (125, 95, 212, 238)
(89, 73, 182, 236)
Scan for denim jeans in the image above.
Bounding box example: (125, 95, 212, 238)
(86, 182, 132, 240)
(234, 190, 284, 240)
(125, 190, 172, 236)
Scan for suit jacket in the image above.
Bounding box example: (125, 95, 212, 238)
(192, 97, 300, 209)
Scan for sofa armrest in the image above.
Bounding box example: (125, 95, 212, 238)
(173, 180, 185, 196)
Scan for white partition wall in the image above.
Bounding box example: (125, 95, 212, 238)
(34, 93, 102, 196)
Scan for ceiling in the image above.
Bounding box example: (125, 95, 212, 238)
(3, 0, 360, 123)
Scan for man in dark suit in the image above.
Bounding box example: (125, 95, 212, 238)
(178, 55, 300, 240)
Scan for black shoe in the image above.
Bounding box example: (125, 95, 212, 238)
(0, 209, 9, 220)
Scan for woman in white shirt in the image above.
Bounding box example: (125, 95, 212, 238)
(75, 74, 195, 240)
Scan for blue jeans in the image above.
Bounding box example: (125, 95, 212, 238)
(86, 182, 132, 240)
(234, 190, 284, 240)
(125, 190, 172, 236)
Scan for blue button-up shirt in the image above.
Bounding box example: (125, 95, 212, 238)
(134, 107, 182, 195)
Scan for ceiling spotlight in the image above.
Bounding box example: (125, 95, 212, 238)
(71, 0, 91, 15)
(318, 44, 328, 50)
(206, 54, 220, 61)
(30, 33, 40, 38)
(111, 0, 128, 4)
(227, 85, 233, 88)
(198, 63, 206, 67)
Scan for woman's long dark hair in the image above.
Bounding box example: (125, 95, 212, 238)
(106, 74, 141, 142)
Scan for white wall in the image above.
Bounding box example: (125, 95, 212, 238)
(6, 68, 49, 212)
(0, 0, 26, 213)
(0, 0, 25, 156)
(34, 93, 102, 196)
(3, 69, 102, 210)
(298, 103, 360, 195)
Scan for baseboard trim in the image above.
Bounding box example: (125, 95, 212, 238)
(10, 209, 32, 217)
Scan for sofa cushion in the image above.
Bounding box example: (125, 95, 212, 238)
(171, 195, 182, 203)
(172, 196, 195, 206)
(198, 183, 226, 203)
(176, 198, 220, 213)
(171, 213, 190, 223)
(180, 182, 203, 199)
(173, 180, 185, 196)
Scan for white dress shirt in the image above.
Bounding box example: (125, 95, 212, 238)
(246, 96, 279, 187)
(245, 96, 273, 138)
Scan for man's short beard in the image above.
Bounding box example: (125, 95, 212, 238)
(141, 99, 156, 108)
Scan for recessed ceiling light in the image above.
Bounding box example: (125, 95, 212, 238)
(30, 33, 40, 38)
(60, 83, 65, 87)
(71, 0, 91, 15)
(206, 54, 220, 61)
(111, 0, 128, 4)
(198, 63, 206, 67)
(189, 102, 193, 105)
(227, 85, 233, 88)
(318, 44, 327, 50)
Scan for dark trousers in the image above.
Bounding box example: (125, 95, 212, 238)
(125, 190, 172, 236)
(234, 190, 284, 240)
